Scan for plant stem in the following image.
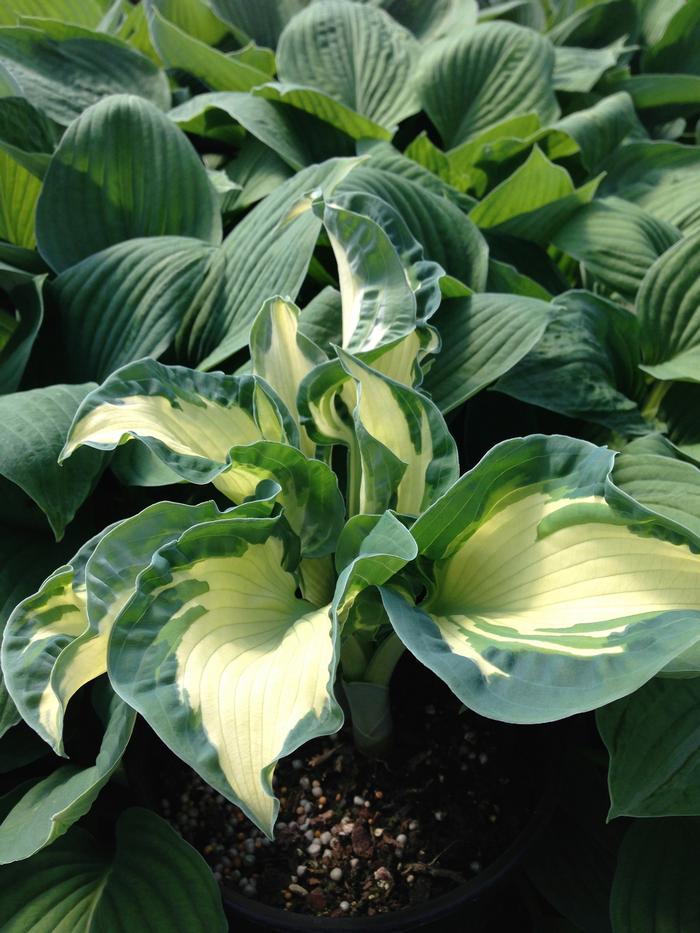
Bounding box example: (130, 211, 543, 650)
(641, 379, 671, 423)
(365, 632, 406, 686)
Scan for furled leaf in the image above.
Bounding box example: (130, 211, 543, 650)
(496, 291, 648, 435)
(0, 267, 43, 394)
(147, 4, 271, 91)
(277, 0, 419, 128)
(0, 686, 135, 863)
(0, 384, 106, 540)
(0, 808, 227, 931)
(51, 236, 216, 382)
(423, 293, 553, 413)
(637, 232, 700, 383)
(418, 21, 559, 148)
(553, 198, 681, 301)
(36, 94, 221, 273)
(610, 818, 700, 933)
(109, 514, 342, 836)
(0, 22, 169, 126)
(598, 676, 700, 818)
(469, 146, 601, 245)
(382, 434, 700, 723)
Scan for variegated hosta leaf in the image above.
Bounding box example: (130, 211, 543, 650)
(1, 500, 248, 752)
(108, 514, 342, 836)
(250, 296, 328, 457)
(311, 190, 444, 353)
(381, 435, 700, 723)
(60, 356, 297, 490)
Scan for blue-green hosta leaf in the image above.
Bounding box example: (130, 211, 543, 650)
(336, 349, 458, 516)
(109, 514, 342, 836)
(0, 267, 43, 394)
(608, 72, 700, 122)
(0, 384, 106, 540)
(637, 233, 700, 383)
(182, 157, 359, 369)
(417, 21, 559, 148)
(0, 808, 227, 931)
(552, 92, 643, 173)
(599, 140, 700, 234)
(642, 0, 700, 75)
(496, 291, 648, 436)
(361, 0, 478, 40)
(51, 236, 216, 383)
(223, 138, 294, 211)
(311, 190, 444, 353)
(150, 0, 229, 44)
(660, 383, 700, 461)
(36, 95, 221, 274)
(552, 198, 681, 301)
(335, 166, 489, 293)
(613, 436, 700, 541)
(0, 21, 169, 126)
(252, 82, 391, 141)
(146, 4, 271, 91)
(423, 293, 554, 414)
(598, 676, 700, 818)
(486, 259, 552, 300)
(0, 0, 103, 27)
(250, 297, 327, 457)
(469, 146, 601, 245)
(298, 287, 343, 354)
(553, 37, 630, 93)
(210, 0, 306, 47)
(610, 818, 700, 933)
(0, 686, 134, 863)
(382, 434, 700, 724)
(277, 0, 419, 129)
(547, 0, 637, 46)
(169, 92, 354, 171)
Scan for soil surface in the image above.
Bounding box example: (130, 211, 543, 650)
(157, 656, 545, 919)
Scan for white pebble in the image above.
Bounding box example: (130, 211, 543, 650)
(479, 752, 488, 765)
(296, 865, 307, 877)
(340, 901, 350, 912)
(373, 827, 384, 838)
(396, 834, 407, 846)
(350, 858, 359, 869)
(330, 867, 343, 882)
(319, 831, 332, 845)
(292, 759, 303, 770)
(307, 842, 321, 857)
(408, 820, 419, 831)
(288, 883, 308, 896)
(434, 810, 445, 821)
(276, 821, 287, 831)
(353, 796, 364, 806)
(322, 848, 333, 860)
(304, 829, 315, 841)
(470, 860, 481, 872)
(242, 884, 256, 897)
(300, 776, 311, 790)
(312, 786, 323, 798)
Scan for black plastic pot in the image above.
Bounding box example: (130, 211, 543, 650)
(222, 762, 556, 933)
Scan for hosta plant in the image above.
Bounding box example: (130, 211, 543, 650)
(1, 0, 700, 928)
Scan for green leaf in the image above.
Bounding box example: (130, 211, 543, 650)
(0, 808, 227, 931)
(469, 146, 601, 245)
(210, 0, 306, 47)
(277, 0, 419, 129)
(169, 92, 354, 171)
(661, 383, 700, 461)
(632, 0, 685, 45)
(613, 437, 700, 540)
(253, 82, 392, 141)
(0, 22, 169, 126)
(0, 686, 135, 863)
(610, 818, 700, 933)
(599, 140, 700, 234)
(109, 514, 342, 836)
(423, 293, 553, 414)
(61, 358, 297, 495)
(637, 232, 700, 383)
(553, 197, 681, 301)
(382, 434, 700, 723)
(0, 0, 103, 27)
(150, 0, 229, 44)
(147, 4, 271, 91)
(552, 92, 642, 173)
(418, 21, 559, 148)
(0, 384, 106, 540)
(598, 676, 700, 818)
(364, 0, 478, 40)
(181, 157, 359, 369)
(642, 0, 700, 75)
(496, 291, 648, 435)
(336, 165, 489, 292)
(51, 236, 216, 382)
(36, 94, 221, 273)
(0, 268, 43, 394)
(548, 0, 637, 47)
(553, 37, 630, 93)
(608, 73, 700, 121)
(223, 137, 294, 211)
